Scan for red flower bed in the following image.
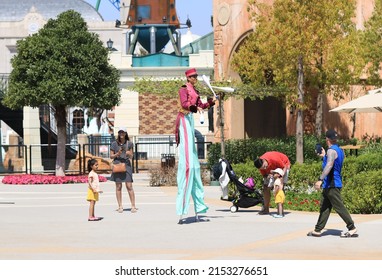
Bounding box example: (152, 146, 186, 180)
(1, 174, 108, 185)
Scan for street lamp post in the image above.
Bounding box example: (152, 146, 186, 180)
(218, 92, 225, 158)
(106, 38, 114, 50)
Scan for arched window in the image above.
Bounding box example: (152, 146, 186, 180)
(72, 109, 84, 130)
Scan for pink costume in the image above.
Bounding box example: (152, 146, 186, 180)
(175, 82, 214, 216)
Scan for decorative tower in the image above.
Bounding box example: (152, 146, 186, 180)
(123, 0, 182, 55)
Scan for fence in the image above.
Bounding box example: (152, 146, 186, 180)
(134, 135, 177, 159)
(133, 141, 212, 173)
(29, 144, 80, 174)
(0, 139, 212, 175)
(133, 134, 209, 160)
(86, 135, 115, 158)
(0, 144, 27, 174)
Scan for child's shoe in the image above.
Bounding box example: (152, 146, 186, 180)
(272, 214, 284, 218)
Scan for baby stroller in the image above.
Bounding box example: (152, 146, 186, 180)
(216, 158, 263, 213)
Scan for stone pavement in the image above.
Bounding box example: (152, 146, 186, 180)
(0, 172, 382, 260)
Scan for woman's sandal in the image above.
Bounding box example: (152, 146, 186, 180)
(117, 207, 124, 213)
(88, 217, 102, 221)
(131, 207, 138, 213)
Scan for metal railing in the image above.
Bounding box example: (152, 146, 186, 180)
(86, 135, 115, 157)
(39, 104, 85, 147)
(0, 74, 9, 98)
(0, 144, 27, 174)
(134, 135, 177, 158)
(134, 141, 212, 173)
(0, 140, 212, 175)
(29, 144, 80, 174)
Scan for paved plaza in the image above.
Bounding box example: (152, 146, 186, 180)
(1, 172, 382, 260)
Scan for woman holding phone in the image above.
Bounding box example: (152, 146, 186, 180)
(110, 127, 137, 213)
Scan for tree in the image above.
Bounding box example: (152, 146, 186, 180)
(231, 0, 363, 162)
(2, 10, 121, 176)
(362, 0, 382, 86)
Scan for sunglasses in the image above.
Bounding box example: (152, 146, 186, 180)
(189, 75, 198, 78)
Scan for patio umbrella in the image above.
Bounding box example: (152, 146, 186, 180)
(330, 88, 382, 113)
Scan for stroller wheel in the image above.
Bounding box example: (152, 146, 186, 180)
(230, 205, 238, 213)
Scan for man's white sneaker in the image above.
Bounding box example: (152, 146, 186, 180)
(340, 228, 358, 238)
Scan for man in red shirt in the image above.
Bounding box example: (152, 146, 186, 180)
(254, 151, 291, 215)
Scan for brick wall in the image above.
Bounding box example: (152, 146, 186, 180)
(139, 93, 179, 135)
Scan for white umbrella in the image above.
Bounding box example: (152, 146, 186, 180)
(330, 87, 382, 113)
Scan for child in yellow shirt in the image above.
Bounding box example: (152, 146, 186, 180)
(271, 168, 285, 218)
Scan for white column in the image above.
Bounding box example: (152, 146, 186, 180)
(23, 106, 44, 173)
(114, 89, 139, 136)
(0, 121, 5, 172)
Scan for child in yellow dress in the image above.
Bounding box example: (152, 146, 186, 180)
(87, 159, 103, 221)
(271, 168, 285, 218)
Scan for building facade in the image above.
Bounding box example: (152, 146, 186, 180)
(212, 0, 382, 141)
(0, 0, 214, 156)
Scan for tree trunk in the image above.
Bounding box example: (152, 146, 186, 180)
(315, 91, 324, 137)
(92, 108, 104, 131)
(55, 105, 67, 176)
(296, 55, 304, 164)
(350, 113, 356, 139)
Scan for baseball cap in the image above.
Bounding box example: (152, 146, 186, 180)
(271, 168, 284, 177)
(118, 127, 127, 133)
(325, 129, 338, 140)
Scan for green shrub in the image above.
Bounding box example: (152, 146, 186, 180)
(231, 160, 262, 185)
(207, 134, 328, 168)
(287, 162, 322, 193)
(343, 153, 382, 183)
(226, 159, 322, 194)
(220, 152, 382, 214)
(342, 169, 382, 214)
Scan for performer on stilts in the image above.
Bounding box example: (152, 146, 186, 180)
(175, 68, 216, 224)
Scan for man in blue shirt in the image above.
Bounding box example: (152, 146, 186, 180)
(307, 129, 358, 238)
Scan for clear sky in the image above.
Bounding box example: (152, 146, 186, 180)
(85, 0, 213, 36)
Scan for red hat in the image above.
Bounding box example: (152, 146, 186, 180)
(185, 68, 198, 77)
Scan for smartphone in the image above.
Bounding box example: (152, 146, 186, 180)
(315, 143, 322, 154)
